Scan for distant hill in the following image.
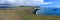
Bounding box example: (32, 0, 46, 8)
(19, 6, 40, 7)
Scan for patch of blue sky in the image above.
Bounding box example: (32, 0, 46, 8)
(40, 0, 60, 8)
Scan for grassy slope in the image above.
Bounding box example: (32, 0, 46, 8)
(0, 7, 60, 20)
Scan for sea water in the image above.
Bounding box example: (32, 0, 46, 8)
(36, 7, 60, 16)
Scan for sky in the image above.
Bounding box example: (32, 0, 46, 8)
(41, 0, 60, 7)
(0, 0, 53, 6)
(0, 0, 60, 7)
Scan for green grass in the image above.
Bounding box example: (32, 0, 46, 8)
(0, 7, 60, 20)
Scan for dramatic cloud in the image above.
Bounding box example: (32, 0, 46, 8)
(0, 0, 53, 6)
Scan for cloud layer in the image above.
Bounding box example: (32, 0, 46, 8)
(0, 0, 53, 6)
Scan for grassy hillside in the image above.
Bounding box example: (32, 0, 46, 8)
(0, 7, 60, 20)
